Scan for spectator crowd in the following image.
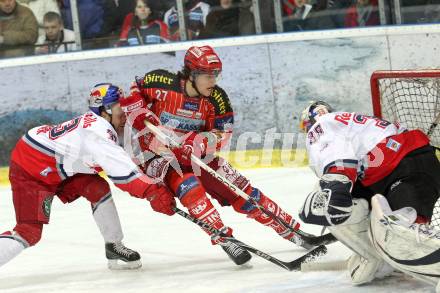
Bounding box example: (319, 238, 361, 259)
(0, 0, 439, 58)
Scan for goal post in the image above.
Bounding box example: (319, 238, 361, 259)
(370, 69, 440, 148)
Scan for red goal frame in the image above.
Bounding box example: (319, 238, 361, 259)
(370, 69, 440, 118)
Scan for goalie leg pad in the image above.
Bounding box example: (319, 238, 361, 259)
(370, 194, 440, 287)
(328, 199, 390, 285)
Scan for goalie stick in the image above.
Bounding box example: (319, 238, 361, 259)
(145, 121, 337, 247)
(427, 111, 440, 137)
(300, 259, 348, 272)
(174, 207, 327, 271)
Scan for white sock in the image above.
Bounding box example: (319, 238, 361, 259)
(92, 193, 123, 243)
(0, 235, 26, 267)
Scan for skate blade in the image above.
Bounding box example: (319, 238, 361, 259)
(107, 259, 142, 270)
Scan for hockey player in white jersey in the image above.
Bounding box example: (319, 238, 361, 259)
(0, 83, 175, 270)
(298, 101, 440, 291)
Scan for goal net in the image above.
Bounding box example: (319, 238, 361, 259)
(371, 70, 440, 148)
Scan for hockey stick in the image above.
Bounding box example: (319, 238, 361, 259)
(174, 207, 327, 271)
(145, 122, 337, 247)
(427, 88, 440, 137)
(300, 259, 348, 272)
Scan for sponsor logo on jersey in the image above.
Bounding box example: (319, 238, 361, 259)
(386, 138, 401, 152)
(214, 115, 233, 130)
(211, 89, 225, 113)
(177, 108, 194, 117)
(107, 129, 117, 142)
(176, 176, 199, 198)
(160, 112, 205, 132)
(183, 101, 199, 111)
(143, 73, 173, 85)
(42, 195, 53, 218)
(389, 180, 402, 191)
(190, 202, 208, 215)
(123, 100, 144, 112)
(83, 113, 97, 128)
(40, 167, 53, 177)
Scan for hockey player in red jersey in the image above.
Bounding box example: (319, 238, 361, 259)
(120, 45, 310, 266)
(0, 83, 175, 270)
(298, 101, 440, 290)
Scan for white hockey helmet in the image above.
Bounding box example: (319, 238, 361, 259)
(299, 100, 333, 132)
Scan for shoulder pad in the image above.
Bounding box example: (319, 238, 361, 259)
(208, 86, 233, 116)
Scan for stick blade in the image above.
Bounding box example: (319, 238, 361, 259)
(287, 245, 327, 271)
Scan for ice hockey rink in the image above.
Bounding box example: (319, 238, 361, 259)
(0, 167, 434, 293)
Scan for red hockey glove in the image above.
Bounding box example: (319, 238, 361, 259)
(120, 90, 160, 131)
(143, 184, 175, 216)
(172, 132, 209, 166)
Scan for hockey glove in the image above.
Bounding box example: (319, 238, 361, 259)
(120, 84, 160, 131)
(299, 173, 353, 226)
(144, 184, 176, 216)
(172, 132, 211, 166)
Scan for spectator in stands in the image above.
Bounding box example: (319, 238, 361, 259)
(118, 0, 168, 46)
(400, 0, 429, 24)
(199, 0, 241, 38)
(327, 0, 353, 28)
(101, 0, 136, 36)
(283, 0, 335, 31)
(238, 0, 255, 35)
(415, 0, 440, 24)
(35, 11, 75, 54)
(60, 0, 104, 39)
(17, 0, 59, 40)
(164, 0, 210, 40)
(0, 0, 38, 58)
(156, 0, 175, 20)
(345, 0, 380, 27)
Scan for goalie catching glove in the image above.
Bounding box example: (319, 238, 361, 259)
(299, 173, 354, 226)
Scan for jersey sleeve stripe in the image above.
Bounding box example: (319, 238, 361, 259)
(56, 163, 68, 180)
(23, 133, 56, 156)
(108, 171, 140, 184)
(323, 159, 359, 174)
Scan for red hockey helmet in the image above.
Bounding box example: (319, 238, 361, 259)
(184, 45, 222, 76)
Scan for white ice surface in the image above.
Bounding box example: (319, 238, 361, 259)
(0, 168, 434, 293)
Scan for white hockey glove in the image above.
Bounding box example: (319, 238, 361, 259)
(299, 173, 353, 226)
